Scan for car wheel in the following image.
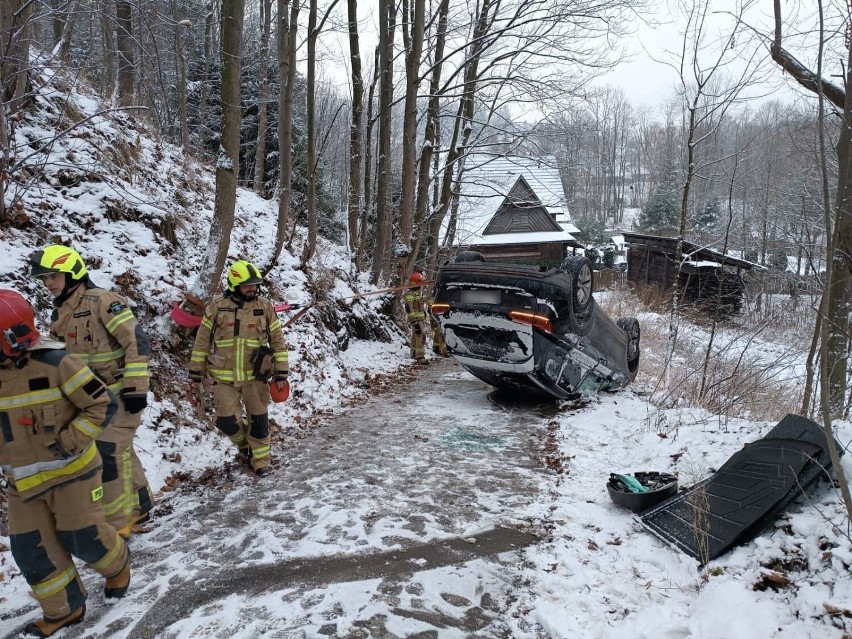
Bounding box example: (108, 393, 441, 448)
(617, 317, 640, 379)
(455, 250, 486, 263)
(562, 256, 594, 334)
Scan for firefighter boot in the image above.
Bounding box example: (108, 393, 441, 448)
(23, 605, 86, 638)
(104, 556, 131, 602)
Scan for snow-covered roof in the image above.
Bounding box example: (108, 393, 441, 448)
(471, 231, 577, 245)
(443, 154, 580, 247)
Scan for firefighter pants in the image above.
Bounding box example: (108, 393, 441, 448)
(96, 399, 153, 532)
(212, 381, 271, 470)
(430, 316, 448, 356)
(409, 322, 426, 361)
(8, 470, 129, 620)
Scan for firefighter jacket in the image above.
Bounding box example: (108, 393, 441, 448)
(0, 339, 117, 502)
(50, 284, 150, 401)
(189, 294, 288, 385)
(404, 288, 426, 324)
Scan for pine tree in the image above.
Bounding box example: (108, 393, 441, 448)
(694, 197, 721, 233)
(638, 166, 681, 235)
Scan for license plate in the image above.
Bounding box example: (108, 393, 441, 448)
(460, 289, 501, 305)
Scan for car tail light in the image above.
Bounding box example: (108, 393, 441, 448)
(508, 310, 553, 333)
(430, 302, 450, 316)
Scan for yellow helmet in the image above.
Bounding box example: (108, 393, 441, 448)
(227, 260, 264, 292)
(30, 245, 88, 280)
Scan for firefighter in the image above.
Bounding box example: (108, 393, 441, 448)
(188, 260, 288, 476)
(0, 290, 130, 638)
(30, 245, 153, 538)
(425, 285, 449, 358)
(403, 273, 428, 364)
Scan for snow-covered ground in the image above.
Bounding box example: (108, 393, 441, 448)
(1, 60, 850, 639)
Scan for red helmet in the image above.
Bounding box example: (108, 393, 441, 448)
(0, 290, 40, 357)
(409, 272, 424, 285)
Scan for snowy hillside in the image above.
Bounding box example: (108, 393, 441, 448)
(0, 65, 412, 494)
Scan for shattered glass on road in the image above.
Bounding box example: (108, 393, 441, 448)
(12, 359, 552, 638)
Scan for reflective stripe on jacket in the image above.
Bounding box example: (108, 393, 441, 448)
(189, 294, 288, 385)
(404, 290, 426, 322)
(51, 284, 150, 396)
(0, 340, 116, 501)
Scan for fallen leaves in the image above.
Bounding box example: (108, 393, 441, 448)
(752, 569, 794, 591)
(823, 602, 852, 618)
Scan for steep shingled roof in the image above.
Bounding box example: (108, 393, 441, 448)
(441, 154, 580, 247)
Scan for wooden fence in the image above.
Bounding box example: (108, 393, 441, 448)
(595, 269, 627, 290)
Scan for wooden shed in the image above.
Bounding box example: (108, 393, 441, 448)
(622, 232, 761, 315)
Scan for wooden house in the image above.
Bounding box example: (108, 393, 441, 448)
(441, 154, 584, 265)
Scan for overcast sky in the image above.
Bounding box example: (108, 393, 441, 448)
(592, 1, 801, 109)
(317, 1, 827, 118)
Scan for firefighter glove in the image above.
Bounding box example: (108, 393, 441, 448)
(188, 371, 203, 383)
(274, 372, 288, 383)
(251, 345, 276, 381)
(120, 390, 147, 414)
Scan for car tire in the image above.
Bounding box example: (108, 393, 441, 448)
(617, 317, 640, 380)
(454, 250, 486, 263)
(562, 256, 594, 334)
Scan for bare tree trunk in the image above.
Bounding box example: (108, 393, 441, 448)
(700, 141, 739, 400)
(357, 49, 380, 270)
(1, 0, 33, 110)
(56, 3, 78, 62)
(770, 0, 851, 413)
(265, 0, 299, 271)
(0, 93, 8, 222)
(253, 0, 272, 192)
(172, 0, 189, 149)
(101, 0, 116, 97)
(801, 307, 821, 414)
(190, 0, 244, 302)
(370, 0, 395, 284)
(825, 101, 852, 415)
(346, 0, 363, 256)
(302, 0, 341, 267)
(199, 2, 215, 152)
(427, 0, 492, 274)
(116, 1, 134, 105)
(50, 0, 66, 49)
(302, 0, 318, 266)
(665, 101, 695, 379)
(397, 0, 425, 273)
(764, 0, 852, 520)
(812, 0, 852, 528)
(407, 0, 448, 276)
(0, 0, 34, 222)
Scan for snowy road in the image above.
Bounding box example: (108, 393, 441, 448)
(11, 359, 556, 638)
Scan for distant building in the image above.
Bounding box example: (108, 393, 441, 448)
(441, 154, 583, 264)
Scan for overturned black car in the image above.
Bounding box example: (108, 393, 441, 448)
(431, 252, 640, 399)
